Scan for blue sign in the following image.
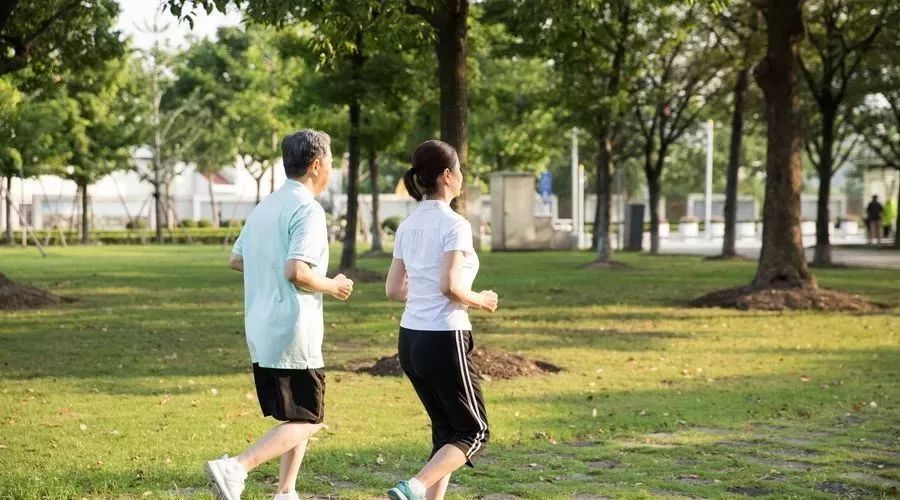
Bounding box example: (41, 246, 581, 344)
(539, 172, 552, 200)
(539, 172, 553, 212)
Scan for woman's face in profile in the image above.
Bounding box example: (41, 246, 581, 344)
(448, 161, 463, 197)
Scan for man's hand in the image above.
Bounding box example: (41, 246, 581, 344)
(331, 273, 354, 300)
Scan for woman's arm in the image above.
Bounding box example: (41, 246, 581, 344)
(385, 258, 409, 302)
(439, 251, 498, 312)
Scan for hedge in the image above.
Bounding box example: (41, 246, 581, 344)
(8, 228, 242, 245)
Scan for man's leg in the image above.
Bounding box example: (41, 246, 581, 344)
(425, 472, 451, 500)
(276, 439, 310, 494)
(235, 421, 322, 472)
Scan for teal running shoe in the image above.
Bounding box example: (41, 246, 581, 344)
(387, 480, 424, 500)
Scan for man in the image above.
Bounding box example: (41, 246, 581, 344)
(205, 129, 354, 500)
(866, 195, 884, 245)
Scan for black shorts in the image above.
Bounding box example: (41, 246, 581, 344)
(252, 363, 326, 423)
(398, 328, 490, 467)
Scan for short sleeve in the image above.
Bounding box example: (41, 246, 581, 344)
(392, 227, 403, 259)
(231, 229, 244, 256)
(287, 206, 328, 267)
(442, 219, 474, 253)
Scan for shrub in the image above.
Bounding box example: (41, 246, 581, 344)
(178, 219, 197, 228)
(126, 218, 147, 229)
(196, 219, 213, 228)
(381, 216, 402, 234)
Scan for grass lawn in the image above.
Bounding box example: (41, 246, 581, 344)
(0, 245, 898, 499)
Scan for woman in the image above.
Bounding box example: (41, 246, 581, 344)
(384, 140, 499, 500)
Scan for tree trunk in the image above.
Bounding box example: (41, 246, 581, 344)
(722, 67, 749, 258)
(255, 175, 263, 205)
(153, 185, 163, 243)
(895, 180, 900, 249)
(207, 172, 219, 227)
(79, 181, 89, 244)
(3, 175, 12, 244)
(647, 170, 661, 255)
(594, 128, 613, 263)
(369, 148, 383, 253)
(435, 1, 469, 215)
(341, 101, 361, 271)
(752, 0, 816, 288)
(812, 106, 835, 266)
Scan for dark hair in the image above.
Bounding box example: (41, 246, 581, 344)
(403, 140, 459, 201)
(282, 129, 331, 178)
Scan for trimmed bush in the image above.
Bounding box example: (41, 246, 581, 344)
(196, 219, 213, 228)
(381, 216, 402, 235)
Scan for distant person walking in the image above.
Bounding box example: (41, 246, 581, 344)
(205, 129, 354, 500)
(866, 195, 884, 244)
(384, 140, 498, 500)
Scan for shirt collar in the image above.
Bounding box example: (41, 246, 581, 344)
(284, 178, 313, 195)
(418, 199, 451, 210)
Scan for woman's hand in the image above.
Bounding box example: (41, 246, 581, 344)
(478, 290, 498, 313)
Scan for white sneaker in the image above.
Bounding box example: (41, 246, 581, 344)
(273, 492, 301, 500)
(204, 454, 247, 500)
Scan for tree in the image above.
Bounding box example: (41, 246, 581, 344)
(0, 79, 71, 243)
(711, 5, 764, 258)
(751, 0, 815, 288)
(797, 0, 895, 265)
(172, 32, 243, 227)
(62, 53, 145, 243)
(631, 4, 723, 254)
(134, 37, 212, 243)
(851, 82, 900, 248)
(486, 0, 636, 264)
(0, 0, 121, 76)
(404, 1, 471, 212)
(168, 0, 473, 214)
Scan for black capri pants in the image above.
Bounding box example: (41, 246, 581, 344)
(398, 327, 490, 467)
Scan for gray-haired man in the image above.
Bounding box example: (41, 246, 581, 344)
(204, 129, 354, 500)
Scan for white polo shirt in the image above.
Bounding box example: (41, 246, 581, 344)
(231, 179, 329, 369)
(393, 199, 480, 331)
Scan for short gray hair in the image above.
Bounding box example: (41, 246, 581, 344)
(282, 129, 331, 178)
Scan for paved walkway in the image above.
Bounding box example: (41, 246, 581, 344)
(636, 233, 900, 269)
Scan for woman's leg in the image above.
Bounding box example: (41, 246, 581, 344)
(414, 445, 467, 489)
(276, 439, 310, 494)
(235, 421, 322, 472)
(426, 472, 451, 500)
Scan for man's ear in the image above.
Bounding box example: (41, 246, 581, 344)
(310, 158, 320, 176)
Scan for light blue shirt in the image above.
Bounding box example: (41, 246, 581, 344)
(232, 179, 329, 369)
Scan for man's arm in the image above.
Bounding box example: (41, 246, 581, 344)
(229, 253, 244, 272)
(284, 259, 353, 300)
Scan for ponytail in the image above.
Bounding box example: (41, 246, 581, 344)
(403, 168, 423, 201)
(405, 139, 459, 201)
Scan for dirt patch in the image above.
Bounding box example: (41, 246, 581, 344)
(726, 486, 772, 497)
(353, 349, 562, 379)
(689, 284, 880, 312)
(354, 355, 403, 376)
(330, 267, 384, 283)
(0, 273, 70, 311)
(815, 482, 863, 496)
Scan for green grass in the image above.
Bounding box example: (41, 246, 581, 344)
(0, 245, 898, 499)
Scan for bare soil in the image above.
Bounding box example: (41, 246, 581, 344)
(354, 348, 562, 380)
(0, 273, 68, 311)
(690, 284, 880, 312)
